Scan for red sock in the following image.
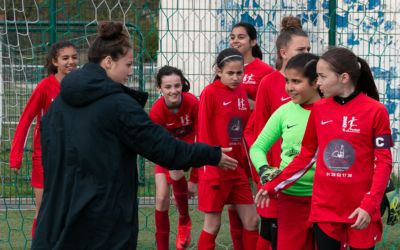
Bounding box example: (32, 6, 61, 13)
(172, 177, 189, 225)
(228, 208, 244, 250)
(31, 218, 37, 239)
(155, 210, 170, 250)
(243, 229, 258, 250)
(198, 230, 217, 250)
(256, 235, 271, 250)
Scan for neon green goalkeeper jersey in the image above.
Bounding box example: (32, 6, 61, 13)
(250, 101, 316, 196)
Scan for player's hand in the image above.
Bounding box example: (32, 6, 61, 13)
(349, 207, 371, 230)
(187, 181, 197, 199)
(10, 168, 20, 174)
(218, 147, 237, 170)
(255, 188, 270, 209)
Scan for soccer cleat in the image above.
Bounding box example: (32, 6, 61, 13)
(258, 165, 281, 185)
(386, 190, 400, 226)
(176, 218, 192, 249)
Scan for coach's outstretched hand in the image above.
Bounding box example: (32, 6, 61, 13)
(217, 147, 238, 170)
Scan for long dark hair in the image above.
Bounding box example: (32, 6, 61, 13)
(45, 41, 77, 75)
(156, 66, 190, 92)
(88, 21, 132, 63)
(320, 47, 379, 101)
(231, 22, 263, 60)
(275, 16, 308, 70)
(213, 48, 244, 81)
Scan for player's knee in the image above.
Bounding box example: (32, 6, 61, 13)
(204, 219, 221, 234)
(155, 195, 170, 210)
(242, 213, 259, 231)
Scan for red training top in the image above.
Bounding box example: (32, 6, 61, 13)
(241, 58, 274, 101)
(149, 92, 199, 181)
(245, 70, 290, 167)
(198, 79, 250, 185)
(265, 93, 392, 223)
(10, 74, 61, 170)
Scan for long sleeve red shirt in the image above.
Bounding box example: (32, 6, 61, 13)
(241, 58, 274, 101)
(10, 74, 61, 169)
(264, 93, 393, 223)
(198, 80, 250, 185)
(149, 92, 199, 181)
(244, 70, 290, 167)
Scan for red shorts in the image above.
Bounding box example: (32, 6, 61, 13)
(277, 193, 313, 250)
(198, 176, 254, 213)
(317, 220, 383, 249)
(31, 157, 44, 188)
(154, 165, 172, 184)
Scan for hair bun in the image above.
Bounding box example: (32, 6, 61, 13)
(98, 21, 124, 40)
(281, 16, 302, 32)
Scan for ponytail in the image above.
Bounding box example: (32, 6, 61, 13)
(357, 57, 379, 101)
(252, 44, 263, 60)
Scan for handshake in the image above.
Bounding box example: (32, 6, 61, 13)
(258, 165, 282, 185)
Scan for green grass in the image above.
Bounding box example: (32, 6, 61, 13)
(1, 207, 400, 250)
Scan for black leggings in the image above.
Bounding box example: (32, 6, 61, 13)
(259, 216, 277, 250)
(314, 224, 375, 250)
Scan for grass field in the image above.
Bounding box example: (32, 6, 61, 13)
(1, 206, 400, 250)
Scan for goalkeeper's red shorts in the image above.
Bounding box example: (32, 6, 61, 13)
(277, 193, 313, 250)
(31, 156, 44, 188)
(316, 220, 382, 249)
(154, 165, 172, 184)
(198, 175, 253, 213)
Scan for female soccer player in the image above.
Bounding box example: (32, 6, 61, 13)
(246, 15, 311, 250)
(149, 66, 199, 250)
(256, 47, 392, 250)
(228, 22, 274, 250)
(250, 53, 320, 250)
(229, 22, 274, 108)
(9, 41, 78, 238)
(197, 48, 258, 250)
(31, 21, 238, 249)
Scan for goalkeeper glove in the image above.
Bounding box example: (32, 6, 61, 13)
(258, 165, 281, 185)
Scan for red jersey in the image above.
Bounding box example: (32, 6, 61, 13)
(149, 92, 198, 143)
(245, 70, 290, 167)
(10, 74, 61, 169)
(265, 93, 392, 223)
(242, 58, 274, 100)
(198, 80, 250, 184)
(149, 92, 199, 181)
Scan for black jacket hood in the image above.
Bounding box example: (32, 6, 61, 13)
(61, 63, 148, 107)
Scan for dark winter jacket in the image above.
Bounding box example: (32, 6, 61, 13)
(31, 63, 221, 250)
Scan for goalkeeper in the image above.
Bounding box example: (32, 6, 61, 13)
(250, 53, 321, 250)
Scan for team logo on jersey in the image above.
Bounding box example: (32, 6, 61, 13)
(237, 98, 247, 111)
(323, 139, 355, 172)
(342, 116, 360, 133)
(227, 117, 243, 142)
(180, 114, 191, 126)
(374, 134, 392, 149)
(242, 73, 256, 84)
(172, 125, 193, 138)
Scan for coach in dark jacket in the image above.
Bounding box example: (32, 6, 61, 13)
(31, 22, 237, 250)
